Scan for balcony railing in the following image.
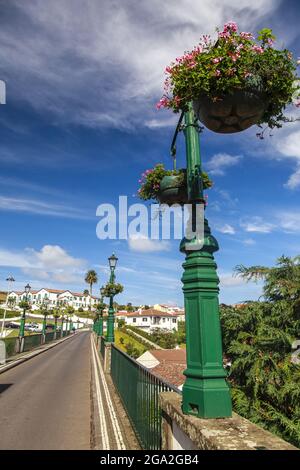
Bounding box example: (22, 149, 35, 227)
(111, 344, 181, 450)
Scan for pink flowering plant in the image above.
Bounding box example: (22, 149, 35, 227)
(138, 164, 212, 202)
(157, 22, 300, 129)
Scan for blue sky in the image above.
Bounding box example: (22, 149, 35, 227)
(0, 0, 300, 306)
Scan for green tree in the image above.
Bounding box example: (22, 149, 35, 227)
(85, 270, 98, 311)
(221, 255, 300, 447)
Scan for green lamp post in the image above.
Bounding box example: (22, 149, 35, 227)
(178, 102, 232, 418)
(19, 283, 31, 340)
(97, 287, 105, 337)
(41, 296, 50, 338)
(60, 310, 64, 338)
(106, 253, 118, 343)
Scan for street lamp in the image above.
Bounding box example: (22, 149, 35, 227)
(19, 283, 31, 340)
(1, 276, 15, 337)
(97, 286, 105, 337)
(108, 253, 118, 272)
(173, 103, 232, 418)
(106, 254, 118, 342)
(41, 296, 50, 337)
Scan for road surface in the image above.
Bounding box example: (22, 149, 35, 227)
(0, 331, 91, 449)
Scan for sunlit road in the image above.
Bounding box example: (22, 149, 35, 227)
(0, 331, 91, 450)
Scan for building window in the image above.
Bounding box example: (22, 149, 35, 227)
(172, 318, 177, 323)
(142, 318, 148, 322)
(163, 318, 166, 322)
(133, 318, 136, 323)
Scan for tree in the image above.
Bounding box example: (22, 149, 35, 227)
(85, 270, 98, 311)
(221, 255, 300, 447)
(234, 255, 300, 302)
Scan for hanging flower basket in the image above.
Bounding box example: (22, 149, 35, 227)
(157, 174, 189, 205)
(137, 164, 212, 205)
(193, 88, 266, 133)
(156, 23, 300, 134)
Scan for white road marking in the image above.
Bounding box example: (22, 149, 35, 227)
(90, 337, 110, 449)
(91, 335, 126, 450)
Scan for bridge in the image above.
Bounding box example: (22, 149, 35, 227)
(0, 329, 296, 450)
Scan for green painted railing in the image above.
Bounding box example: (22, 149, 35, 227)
(45, 331, 55, 343)
(2, 337, 19, 357)
(111, 344, 181, 450)
(100, 336, 106, 360)
(23, 333, 43, 351)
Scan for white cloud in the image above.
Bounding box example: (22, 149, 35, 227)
(0, 0, 282, 129)
(128, 235, 170, 253)
(284, 164, 300, 190)
(0, 245, 87, 286)
(243, 238, 256, 246)
(240, 217, 274, 233)
(217, 224, 236, 234)
(206, 153, 242, 175)
(0, 195, 92, 219)
(219, 273, 247, 287)
(279, 211, 300, 233)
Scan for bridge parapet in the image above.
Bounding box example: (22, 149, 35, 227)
(159, 392, 297, 451)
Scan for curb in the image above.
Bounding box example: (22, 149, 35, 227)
(0, 332, 83, 375)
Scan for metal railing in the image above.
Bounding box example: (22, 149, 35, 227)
(100, 336, 106, 359)
(45, 331, 55, 343)
(111, 344, 181, 450)
(2, 336, 19, 357)
(23, 333, 43, 351)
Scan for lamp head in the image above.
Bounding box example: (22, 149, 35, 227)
(108, 253, 118, 271)
(25, 283, 31, 294)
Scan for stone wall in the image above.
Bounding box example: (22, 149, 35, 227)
(160, 392, 298, 451)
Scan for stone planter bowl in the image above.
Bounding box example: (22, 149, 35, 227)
(157, 175, 188, 205)
(193, 89, 266, 133)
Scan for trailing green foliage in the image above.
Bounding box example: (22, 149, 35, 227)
(102, 282, 123, 297)
(138, 164, 212, 202)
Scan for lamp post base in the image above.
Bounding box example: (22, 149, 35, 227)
(182, 377, 232, 418)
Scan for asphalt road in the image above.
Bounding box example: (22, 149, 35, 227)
(0, 331, 91, 450)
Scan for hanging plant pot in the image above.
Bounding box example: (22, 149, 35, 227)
(157, 175, 189, 205)
(193, 89, 266, 133)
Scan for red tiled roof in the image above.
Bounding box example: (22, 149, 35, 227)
(148, 348, 186, 387)
(150, 349, 186, 363)
(126, 309, 176, 318)
(151, 362, 185, 387)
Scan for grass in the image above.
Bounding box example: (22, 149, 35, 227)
(115, 329, 147, 355)
(6, 330, 40, 337)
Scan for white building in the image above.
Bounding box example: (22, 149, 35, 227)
(7, 288, 98, 311)
(123, 308, 179, 332)
(153, 304, 185, 322)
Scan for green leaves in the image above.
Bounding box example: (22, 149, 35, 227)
(221, 254, 300, 447)
(138, 163, 212, 202)
(160, 24, 299, 131)
(102, 282, 123, 297)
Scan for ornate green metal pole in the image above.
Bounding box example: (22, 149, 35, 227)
(98, 288, 105, 337)
(106, 284, 115, 343)
(61, 315, 64, 338)
(19, 307, 26, 339)
(54, 315, 57, 339)
(106, 254, 118, 343)
(180, 102, 232, 418)
(42, 313, 47, 336)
